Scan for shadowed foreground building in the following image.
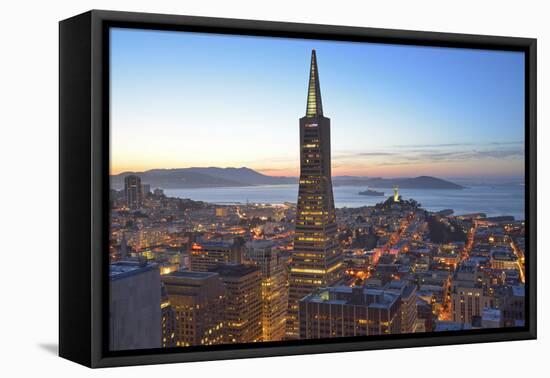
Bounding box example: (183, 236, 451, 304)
(245, 240, 289, 341)
(161, 271, 226, 347)
(109, 261, 162, 350)
(502, 284, 525, 327)
(211, 264, 263, 344)
(299, 286, 401, 339)
(287, 50, 343, 338)
(160, 284, 176, 348)
(385, 280, 418, 334)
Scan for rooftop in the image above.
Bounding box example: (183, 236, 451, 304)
(434, 322, 472, 332)
(491, 250, 517, 261)
(164, 270, 219, 280)
(482, 308, 501, 321)
(387, 280, 406, 289)
(301, 286, 400, 309)
(210, 263, 260, 277)
(246, 239, 275, 249)
(386, 280, 416, 297)
(109, 261, 157, 281)
(193, 241, 233, 249)
(512, 285, 525, 297)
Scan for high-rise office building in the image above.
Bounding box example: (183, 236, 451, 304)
(299, 286, 401, 339)
(502, 284, 525, 327)
(161, 271, 226, 347)
(119, 232, 129, 260)
(189, 239, 244, 272)
(451, 263, 492, 324)
(142, 183, 151, 197)
(245, 240, 288, 341)
(215, 207, 229, 218)
(124, 175, 142, 210)
(287, 50, 343, 338)
(211, 264, 263, 344)
(160, 284, 176, 348)
(109, 261, 162, 350)
(385, 280, 418, 334)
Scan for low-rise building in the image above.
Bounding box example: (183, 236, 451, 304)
(189, 239, 244, 272)
(299, 286, 401, 339)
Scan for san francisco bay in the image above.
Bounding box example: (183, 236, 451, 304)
(165, 182, 525, 220)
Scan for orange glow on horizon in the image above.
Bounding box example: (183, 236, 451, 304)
(111, 153, 523, 178)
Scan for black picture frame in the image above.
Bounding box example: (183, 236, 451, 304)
(59, 9, 537, 368)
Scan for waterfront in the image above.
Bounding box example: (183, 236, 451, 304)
(165, 183, 525, 220)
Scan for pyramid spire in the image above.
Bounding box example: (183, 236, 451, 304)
(306, 50, 323, 117)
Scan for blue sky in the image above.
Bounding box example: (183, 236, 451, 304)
(110, 27, 525, 179)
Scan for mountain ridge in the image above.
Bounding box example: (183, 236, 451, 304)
(110, 167, 464, 190)
(110, 167, 295, 189)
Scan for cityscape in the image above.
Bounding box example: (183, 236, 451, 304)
(109, 45, 526, 351)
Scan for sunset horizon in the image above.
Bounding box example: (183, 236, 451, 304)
(110, 28, 525, 181)
(110, 164, 525, 180)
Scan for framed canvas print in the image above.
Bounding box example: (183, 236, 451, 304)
(59, 10, 537, 368)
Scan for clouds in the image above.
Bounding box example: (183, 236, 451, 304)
(254, 142, 525, 177)
(357, 152, 397, 156)
(330, 141, 525, 175)
(333, 152, 397, 158)
(391, 142, 472, 148)
(406, 147, 524, 162)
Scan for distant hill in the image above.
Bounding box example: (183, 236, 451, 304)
(184, 167, 295, 186)
(110, 167, 296, 189)
(364, 176, 465, 189)
(111, 168, 464, 190)
(334, 175, 464, 189)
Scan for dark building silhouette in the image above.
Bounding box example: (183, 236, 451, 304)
(119, 232, 129, 260)
(287, 50, 343, 338)
(109, 261, 162, 350)
(124, 175, 142, 209)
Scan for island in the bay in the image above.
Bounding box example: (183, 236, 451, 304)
(358, 189, 385, 197)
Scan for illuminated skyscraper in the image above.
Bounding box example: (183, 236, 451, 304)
(287, 50, 343, 338)
(162, 271, 226, 347)
(211, 264, 263, 344)
(124, 175, 142, 209)
(245, 240, 288, 342)
(160, 284, 176, 348)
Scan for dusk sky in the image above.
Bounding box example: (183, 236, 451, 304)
(110, 27, 525, 179)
